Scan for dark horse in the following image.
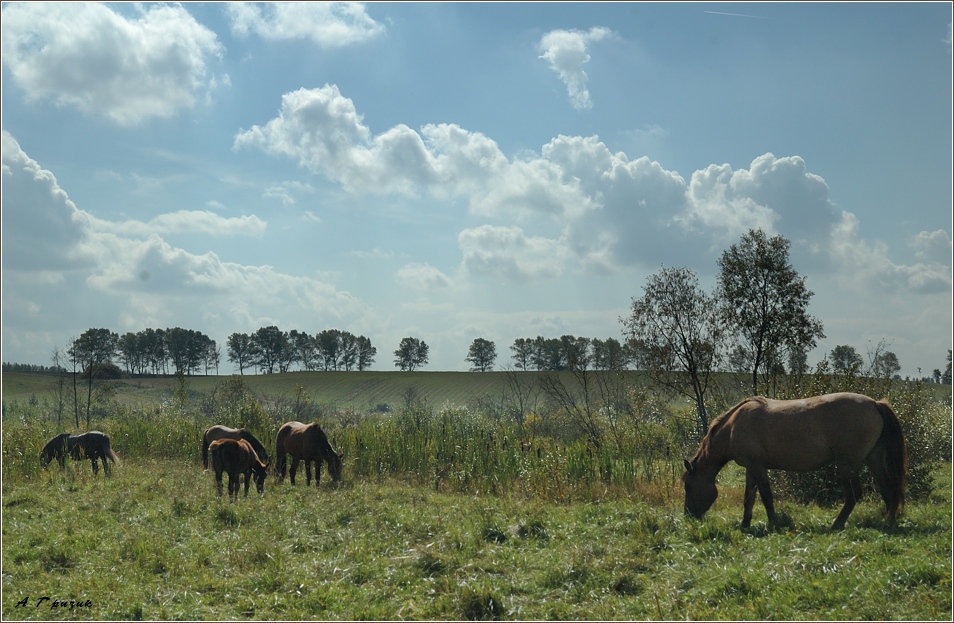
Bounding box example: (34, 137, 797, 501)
(275, 421, 345, 487)
(682, 392, 907, 530)
(41, 431, 120, 475)
(201, 425, 269, 470)
(209, 438, 269, 500)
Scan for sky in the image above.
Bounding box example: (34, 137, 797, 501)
(1, 2, 952, 378)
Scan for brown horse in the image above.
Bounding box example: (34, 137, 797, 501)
(275, 421, 345, 487)
(209, 438, 269, 500)
(41, 431, 120, 475)
(682, 392, 907, 530)
(202, 425, 269, 470)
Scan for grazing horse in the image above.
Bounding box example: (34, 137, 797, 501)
(201, 425, 269, 470)
(209, 438, 269, 500)
(41, 431, 119, 475)
(682, 392, 907, 530)
(275, 421, 345, 487)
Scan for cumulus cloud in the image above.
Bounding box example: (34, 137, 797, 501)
(538, 27, 614, 110)
(236, 85, 947, 297)
(1, 130, 95, 271)
(233, 85, 507, 196)
(227, 2, 384, 47)
(2, 130, 374, 358)
(0, 3, 223, 126)
(459, 225, 568, 282)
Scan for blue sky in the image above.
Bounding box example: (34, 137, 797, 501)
(2, 2, 951, 377)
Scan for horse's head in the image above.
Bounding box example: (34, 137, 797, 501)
(253, 462, 269, 494)
(328, 451, 344, 482)
(682, 458, 718, 520)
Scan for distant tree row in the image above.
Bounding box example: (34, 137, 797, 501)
(56, 327, 220, 377)
(507, 336, 633, 372)
(226, 327, 377, 374)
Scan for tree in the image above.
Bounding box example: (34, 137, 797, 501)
(251, 326, 288, 374)
(829, 344, 862, 375)
(510, 338, 534, 370)
(466, 338, 497, 372)
(621, 266, 723, 438)
(227, 333, 255, 375)
(872, 351, 901, 379)
(943, 350, 952, 385)
(591, 337, 629, 370)
(356, 336, 376, 371)
(67, 328, 119, 427)
(394, 337, 429, 371)
(717, 229, 825, 395)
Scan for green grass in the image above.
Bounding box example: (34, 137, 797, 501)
(3, 370, 951, 620)
(2, 459, 950, 621)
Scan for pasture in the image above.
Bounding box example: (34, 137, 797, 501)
(1, 370, 952, 620)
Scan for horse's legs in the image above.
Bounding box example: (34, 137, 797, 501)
(742, 469, 758, 528)
(832, 470, 862, 530)
(305, 460, 313, 486)
(276, 448, 286, 483)
(243, 470, 251, 498)
(747, 465, 777, 525)
(90, 457, 99, 475)
(215, 469, 224, 496)
(315, 460, 322, 487)
(866, 451, 898, 521)
(289, 457, 300, 485)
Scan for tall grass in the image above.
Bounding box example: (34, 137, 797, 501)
(4, 372, 950, 509)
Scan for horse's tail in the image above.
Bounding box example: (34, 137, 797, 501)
(100, 436, 119, 464)
(202, 436, 210, 470)
(875, 401, 908, 521)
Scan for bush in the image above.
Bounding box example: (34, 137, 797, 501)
(772, 380, 951, 506)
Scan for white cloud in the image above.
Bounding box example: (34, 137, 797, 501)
(538, 27, 614, 110)
(459, 225, 568, 283)
(1, 130, 96, 271)
(2, 130, 375, 358)
(89, 210, 268, 238)
(227, 2, 384, 47)
(0, 3, 223, 126)
(234, 86, 949, 300)
(396, 263, 452, 292)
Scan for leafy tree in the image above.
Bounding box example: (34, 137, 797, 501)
(315, 329, 343, 371)
(338, 331, 359, 371)
(227, 332, 255, 375)
(872, 351, 901, 379)
(510, 338, 534, 370)
(288, 330, 316, 370)
(251, 326, 287, 374)
(943, 350, 952, 385)
(717, 229, 825, 395)
(466, 338, 497, 372)
(829, 344, 863, 375)
(621, 266, 723, 437)
(355, 335, 376, 371)
(394, 337, 429, 371)
(590, 337, 629, 370)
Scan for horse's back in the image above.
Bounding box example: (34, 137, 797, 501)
(728, 393, 884, 470)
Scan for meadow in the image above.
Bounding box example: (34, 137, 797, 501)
(1, 370, 951, 620)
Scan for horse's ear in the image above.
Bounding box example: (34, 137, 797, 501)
(683, 459, 693, 473)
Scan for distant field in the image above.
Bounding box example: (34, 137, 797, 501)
(0, 369, 660, 413)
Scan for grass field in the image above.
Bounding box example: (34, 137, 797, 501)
(2, 459, 951, 621)
(1, 370, 952, 620)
